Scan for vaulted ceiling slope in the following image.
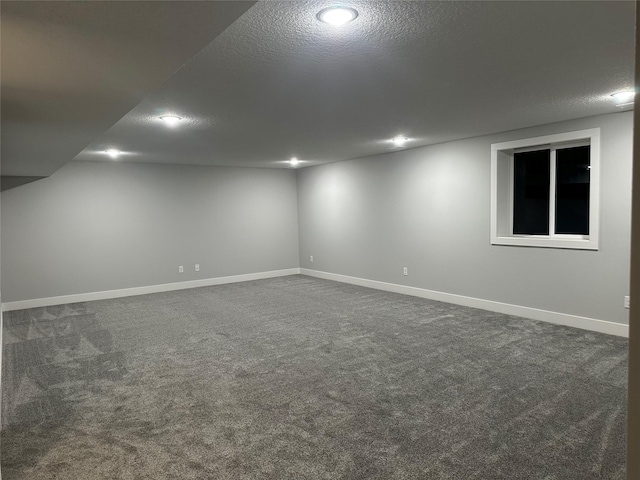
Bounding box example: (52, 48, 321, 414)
(2, 1, 636, 181)
(0, 0, 255, 184)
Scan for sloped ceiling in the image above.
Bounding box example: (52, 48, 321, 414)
(1, 1, 636, 179)
(0, 0, 255, 179)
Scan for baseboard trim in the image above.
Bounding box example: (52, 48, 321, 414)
(300, 269, 629, 338)
(2, 268, 628, 337)
(1, 268, 302, 312)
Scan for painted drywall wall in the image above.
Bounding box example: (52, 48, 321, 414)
(1, 161, 299, 302)
(297, 111, 633, 325)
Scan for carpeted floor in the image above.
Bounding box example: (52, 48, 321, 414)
(1, 275, 628, 479)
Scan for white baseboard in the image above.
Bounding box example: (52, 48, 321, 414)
(2, 267, 628, 338)
(1, 268, 301, 312)
(300, 269, 629, 338)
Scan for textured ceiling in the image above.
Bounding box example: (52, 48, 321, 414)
(3, 1, 636, 176)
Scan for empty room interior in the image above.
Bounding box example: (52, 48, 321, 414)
(1, 1, 639, 479)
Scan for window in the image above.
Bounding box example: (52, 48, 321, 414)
(491, 128, 600, 250)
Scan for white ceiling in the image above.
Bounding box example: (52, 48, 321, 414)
(1, 0, 255, 177)
(2, 1, 636, 176)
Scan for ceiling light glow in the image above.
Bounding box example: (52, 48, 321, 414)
(392, 136, 409, 147)
(104, 149, 121, 158)
(610, 91, 635, 104)
(159, 115, 182, 126)
(290, 157, 300, 166)
(317, 7, 358, 26)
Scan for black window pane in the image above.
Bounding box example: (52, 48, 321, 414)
(513, 149, 550, 235)
(555, 145, 590, 235)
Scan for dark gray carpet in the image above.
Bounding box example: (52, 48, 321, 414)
(1, 275, 628, 479)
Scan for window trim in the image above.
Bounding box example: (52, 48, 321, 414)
(491, 128, 600, 250)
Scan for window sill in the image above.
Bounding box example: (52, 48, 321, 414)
(491, 235, 598, 250)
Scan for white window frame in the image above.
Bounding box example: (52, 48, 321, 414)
(491, 128, 600, 250)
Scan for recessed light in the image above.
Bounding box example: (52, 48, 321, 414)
(104, 149, 121, 158)
(610, 91, 635, 104)
(317, 7, 358, 26)
(159, 115, 182, 126)
(290, 157, 300, 166)
(391, 136, 409, 147)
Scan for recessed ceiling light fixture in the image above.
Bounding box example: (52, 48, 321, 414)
(104, 149, 121, 159)
(391, 136, 409, 147)
(610, 91, 635, 104)
(290, 157, 300, 166)
(317, 7, 358, 26)
(159, 115, 182, 127)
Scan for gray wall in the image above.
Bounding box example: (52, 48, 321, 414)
(297, 111, 633, 325)
(1, 161, 299, 302)
(1, 111, 633, 325)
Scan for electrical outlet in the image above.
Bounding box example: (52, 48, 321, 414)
(403, 267, 408, 276)
(624, 296, 630, 309)
(178, 266, 184, 274)
(195, 264, 200, 272)
(310, 255, 314, 262)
